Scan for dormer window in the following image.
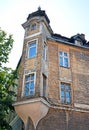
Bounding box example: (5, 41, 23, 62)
(75, 40, 82, 46)
(31, 23, 36, 31)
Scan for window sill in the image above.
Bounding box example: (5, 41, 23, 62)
(60, 65, 70, 69)
(60, 103, 72, 107)
(21, 95, 35, 99)
(27, 56, 37, 59)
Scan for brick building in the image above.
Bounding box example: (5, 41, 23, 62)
(14, 8, 89, 130)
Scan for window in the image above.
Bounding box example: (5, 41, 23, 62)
(26, 25, 30, 31)
(59, 51, 69, 67)
(31, 23, 36, 31)
(43, 74, 47, 97)
(60, 83, 71, 104)
(75, 40, 82, 46)
(43, 43, 47, 61)
(28, 41, 37, 58)
(24, 73, 35, 96)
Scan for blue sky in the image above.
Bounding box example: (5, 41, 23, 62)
(0, 0, 89, 69)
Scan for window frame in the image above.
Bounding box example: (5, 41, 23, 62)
(43, 42, 47, 61)
(59, 51, 70, 68)
(43, 74, 47, 97)
(31, 23, 37, 31)
(60, 83, 71, 104)
(27, 39, 38, 59)
(22, 72, 36, 97)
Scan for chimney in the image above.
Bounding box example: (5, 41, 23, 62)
(81, 33, 85, 39)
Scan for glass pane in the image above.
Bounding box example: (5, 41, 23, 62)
(66, 97, 71, 103)
(66, 85, 70, 90)
(61, 91, 65, 97)
(66, 91, 70, 98)
(64, 52, 68, 57)
(60, 51, 62, 56)
(31, 74, 34, 80)
(61, 84, 65, 89)
(60, 57, 63, 66)
(31, 24, 36, 30)
(24, 89, 29, 96)
(24, 83, 30, 96)
(29, 42, 36, 47)
(25, 75, 30, 81)
(30, 90, 34, 95)
(30, 81, 34, 89)
(64, 58, 68, 67)
(29, 46, 36, 58)
(25, 82, 30, 88)
(61, 97, 65, 103)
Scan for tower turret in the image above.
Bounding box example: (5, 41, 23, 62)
(14, 8, 52, 129)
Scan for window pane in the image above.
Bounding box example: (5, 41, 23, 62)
(30, 81, 34, 89)
(24, 73, 35, 96)
(61, 91, 65, 97)
(64, 58, 68, 67)
(59, 51, 69, 68)
(66, 91, 70, 98)
(60, 57, 63, 66)
(66, 85, 70, 90)
(25, 75, 30, 81)
(61, 84, 65, 89)
(61, 97, 65, 103)
(60, 51, 63, 56)
(60, 83, 71, 104)
(64, 52, 68, 57)
(29, 42, 36, 47)
(31, 24, 36, 30)
(31, 74, 34, 80)
(24, 89, 29, 96)
(24, 83, 30, 96)
(29, 46, 36, 58)
(25, 82, 30, 88)
(66, 97, 71, 103)
(30, 90, 34, 95)
(43, 47, 47, 60)
(66, 90, 71, 103)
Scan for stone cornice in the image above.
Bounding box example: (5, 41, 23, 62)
(47, 36, 89, 50)
(13, 98, 89, 113)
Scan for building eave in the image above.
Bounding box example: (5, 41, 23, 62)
(47, 36, 89, 50)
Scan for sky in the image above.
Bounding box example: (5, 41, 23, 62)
(0, 0, 89, 69)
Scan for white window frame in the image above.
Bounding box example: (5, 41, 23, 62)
(22, 72, 36, 97)
(59, 51, 70, 68)
(27, 39, 38, 59)
(43, 42, 47, 61)
(60, 83, 71, 104)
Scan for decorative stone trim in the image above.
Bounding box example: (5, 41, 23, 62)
(24, 32, 41, 39)
(13, 97, 50, 107)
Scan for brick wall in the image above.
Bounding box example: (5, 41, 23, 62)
(47, 39, 89, 106)
(37, 108, 89, 130)
(17, 35, 43, 101)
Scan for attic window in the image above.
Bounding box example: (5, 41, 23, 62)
(31, 23, 36, 31)
(75, 40, 82, 46)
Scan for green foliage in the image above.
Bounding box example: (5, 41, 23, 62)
(0, 29, 17, 130)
